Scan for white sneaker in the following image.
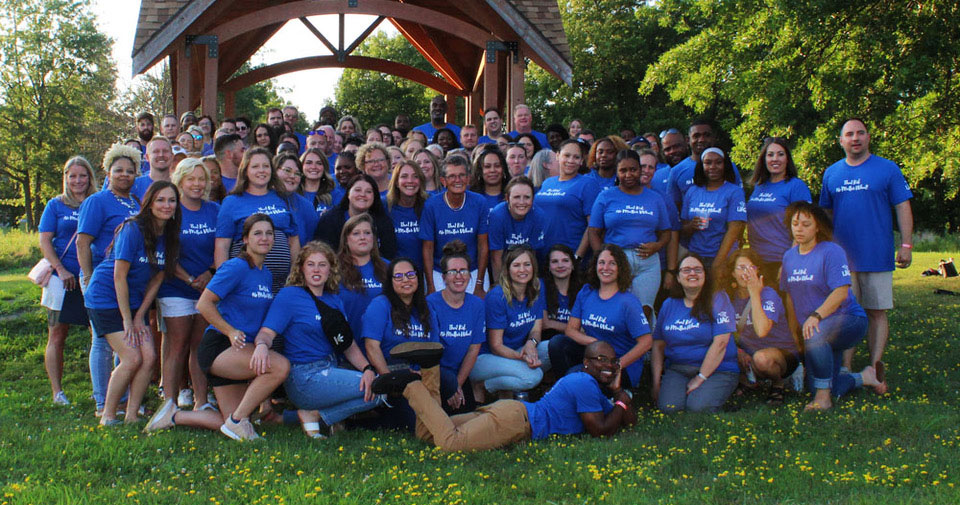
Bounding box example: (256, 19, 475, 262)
(220, 417, 261, 441)
(145, 398, 178, 433)
(177, 388, 194, 408)
(789, 363, 805, 392)
(53, 391, 70, 406)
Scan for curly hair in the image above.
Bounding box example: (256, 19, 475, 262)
(586, 243, 633, 293)
(286, 240, 340, 293)
(102, 142, 142, 180)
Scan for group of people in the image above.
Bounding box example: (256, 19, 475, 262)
(35, 98, 912, 448)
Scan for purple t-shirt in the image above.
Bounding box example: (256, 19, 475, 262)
(681, 182, 747, 258)
(746, 177, 812, 262)
(731, 287, 798, 357)
(780, 241, 865, 323)
(654, 291, 739, 373)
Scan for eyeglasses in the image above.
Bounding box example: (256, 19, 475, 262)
(679, 266, 705, 274)
(587, 355, 620, 365)
(365, 157, 387, 164)
(444, 268, 470, 277)
(237, 125, 248, 131)
(191, 134, 203, 140)
(277, 167, 301, 178)
(659, 128, 681, 139)
(392, 271, 418, 280)
(307, 130, 325, 136)
(735, 264, 755, 272)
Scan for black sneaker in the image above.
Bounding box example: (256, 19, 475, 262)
(371, 370, 421, 395)
(389, 342, 445, 368)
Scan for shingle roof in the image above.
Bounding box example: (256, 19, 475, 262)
(508, 0, 570, 63)
(132, 0, 191, 57)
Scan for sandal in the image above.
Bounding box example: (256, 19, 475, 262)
(297, 410, 328, 439)
(766, 385, 786, 406)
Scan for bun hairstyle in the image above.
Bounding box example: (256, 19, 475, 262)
(439, 240, 471, 273)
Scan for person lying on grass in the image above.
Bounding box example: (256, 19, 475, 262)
(371, 340, 636, 451)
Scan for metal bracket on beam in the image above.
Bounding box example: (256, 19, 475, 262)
(348, 0, 358, 7)
(185, 35, 219, 58)
(486, 41, 519, 63)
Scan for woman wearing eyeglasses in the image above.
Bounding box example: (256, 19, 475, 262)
(550, 244, 652, 388)
(652, 254, 739, 413)
(356, 142, 391, 197)
(426, 241, 485, 413)
(746, 139, 812, 287)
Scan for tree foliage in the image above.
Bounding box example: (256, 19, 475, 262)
(0, 0, 119, 228)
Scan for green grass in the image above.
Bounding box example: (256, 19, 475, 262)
(0, 229, 40, 270)
(1, 255, 959, 504)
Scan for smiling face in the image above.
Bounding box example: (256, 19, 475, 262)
(161, 116, 179, 139)
(391, 260, 419, 298)
(396, 165, 421, 198)
(244, 220, 275, 256)
(146, 139, 173, 172)
(302, 153, 325, 183)
(508, 251, 534, 289)
(109, 157, 137, 193)
(302, 252, 330, 290)
(688, 124, 715, 156)
(583, 343, 619, 385)
(595, 140, 617, 169)
(203, 160, 221, 188)
(513, 106, 532, 131)
(198, 117, 214, 136)
(176, 132, 194, 151)
(66, 163, 90, 198)
(616, 157, 641, 190)
(482, 152, 504, 188)
(507, 183, 533, 219)
(339, 119, 355, 136)
(363, 148, 388, 181)
(639, 153, 657, 186)
(151, 186, 178, 224)
(437, 130, 456, 152)
(702, 152, 725, 184)
(568, 120, 582, 139)
(839, 119, 870, 158)
(790, 211, 818, 247)
(346, 220, 374, 256)
(246, 153, 273, 190)
(595, 250, 619, 287)
(430, 97, 447, 123)
(484, 110, 502, 135)
(678, 256, 705, 291)
(348, 180, 375, 213)
(548, 249, 572, 280)
(277, 158, 302, 193)
(661, 132, 688, 166)
(179, 165, 207, 201)
(334, 158, 357, 187)
(442, 164, 468, 195)
(405, 141, 423, 160)
(765, 142, 788, 179)
(558, 142, 582, 178)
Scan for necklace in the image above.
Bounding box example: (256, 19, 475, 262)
(443, 191, 466, 211)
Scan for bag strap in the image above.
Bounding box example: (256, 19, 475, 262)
(59, 231, 79, 261)
(301, 286, 353, 351)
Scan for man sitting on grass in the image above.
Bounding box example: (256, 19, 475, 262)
(373, 341, 636, 451)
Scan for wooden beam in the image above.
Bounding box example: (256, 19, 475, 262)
(444, 93, 457, 126)
(132, 0, 218, 75)
(482, 0, 572, 84)
(202, 48, 218, 118)
(483, 50, 500, 113)
(391, 19, 468, 91)
(299, 17, 338, 55)
(338, 14, 345, 57)
(508, 47, 524, 129)
(345, 16, 385, 56)
(174, 43, 192, 116)
(221, 55, 464, 96)
(223, 91, 236, 117)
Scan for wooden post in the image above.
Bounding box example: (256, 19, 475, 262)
(508, 47, 524, 130)
(444, 93, 457, 126)
(223, 91, 236, 117)
(483, 49, 500, 124)
(202, 48, 218, 119)
(175, 44, 192, 116)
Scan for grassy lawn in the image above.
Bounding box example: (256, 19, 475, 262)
(0, 252, 958, 504)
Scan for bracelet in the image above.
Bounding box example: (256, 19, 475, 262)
(255, 341, 268, 348)
(208, 267, 217, 275)
(901, 243, 913, 249)
(615, 400, 629, 410)
(527, 337, 540, 346)
(697, 372, 708, 381)
(362, 364, 375, 373)
(811, 311, 823, 321)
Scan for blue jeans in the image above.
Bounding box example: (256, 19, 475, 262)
(469, 351, 543, 393)
(804, 313, 867, 397)
(547, 335, 585, 376)
(284, 356, 383, 425)
(658, 363, 738, 413)
(625, 248, 661, 308)
(88, 330, 111, 410)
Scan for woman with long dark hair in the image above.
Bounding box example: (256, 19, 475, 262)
(300, 148, 336, 215)
(85, 181, 181, 424)
(541, 244, 585, 372)
(314, 173, 398, 259)
(336, 213, 391, 339)
(253, 123, 277, 153)
(680, 147, 746, 272)
(470, 146, 509, 214)
(273, 152, 317, 248)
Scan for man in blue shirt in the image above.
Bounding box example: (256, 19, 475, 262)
(414, 96, 461, 140)
(507, 104, 548, 148)
(372, 341, 636, 451)
(282, 105, 306, 154)
(214, 134, 243, 192)
(478, 107, 503, 145)
(820, 118, 913, 374)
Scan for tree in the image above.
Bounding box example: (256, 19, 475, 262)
(333, 31, 436, 129)
(230, 62, 290, 125)
(0, 0, 118, 229)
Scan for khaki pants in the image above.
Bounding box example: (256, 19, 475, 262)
(405, 366, 531, 451)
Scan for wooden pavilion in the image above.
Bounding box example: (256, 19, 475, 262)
(132, 0, 572, 127)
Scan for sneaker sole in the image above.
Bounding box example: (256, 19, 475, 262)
(146, 400, 177, 432)
(389, 342, 444, 366)
(220, 423, 245, 441)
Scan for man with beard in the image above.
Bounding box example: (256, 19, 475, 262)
(395, 113, 412, 137)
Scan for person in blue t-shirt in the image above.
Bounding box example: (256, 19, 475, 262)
(214, 147, 301, 293)
(781, 202, 886, 411)
(541, 245, 586, 370)
(413, 96, 461, 142)
(158, 214, 289, 441)
(746, 138, 812, 287)
(507, 104, 548, 150)
(420, 156, 490, 295)
(652, 254, 739, 413)
(413, 148, 443, 195)
(273, 152, 318, 248)
(156, 158, 219, 411)
(723, 249, 800, 405)
(680, 147, 746, 271)
(336, 213, 390, 338)
(469, 147, 508, 216)
(584, 137, 624, 192)
(369, 340, 635, 451)
(300, 148, 335, 216)
(38, 156, 98, 406)
(488, 176, 547, 280)
(76, 143, 142, 414)
(588, 150, 673, 309)
(85, 181, 180, 425)
(233, 241, 381, 439)
(470, 245, 545, 400)
(666, 120, 743, 208)
(537, 139, 601, 258)
(820, 118, 913, 374)
(386, 160, 430, 270)
(426, 241, 486, 414)
(553, 244, 653, 390)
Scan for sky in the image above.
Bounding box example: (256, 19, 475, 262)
(89, 0, 398, 120)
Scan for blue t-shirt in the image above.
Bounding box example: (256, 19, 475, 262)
(262, 287, 344, 364)
(681, 182, 747, 258)
(338, 260, 385, 338)
(85, 221, 165, 310)
(130, 175, 156, 202)
(303, 190, 334, 216)
(427, 291, 486, 374)
(204, 257, 274, 340)
(746, 178, 812, 262)
(585, 170, 616, 192)
(571, 286, 651, 387)
(536, 175, 601, 251)
(221, 176, 237, 193)
(478, 135, 497, 145)
(654, 292, 739, 372)
(159, 201, 219, 299)
(362, 295, 439, 364)
(388, 204, 423, 270)
(780, 241, 865, 324)
(589, 187, 672, 249)
(487, 203, 546, 255)
(819, 155, 913, 272)
(38, 197, 81, 276)
(668, 157, 743, 206)
(651, 166, 673, 200)
(77, 190, 140, 265)
(508, 130, 548, 149)
(418, 191, 489, 272)
(327, 153, 338, 174)
(478, 192, 504, 217)
(216, 190, 298, 242)
(484, 285, 544, 351)
(289, 192, 319, 247)
(731, 287, 797, 357)
(544, 284, 572, 325)
(524, 372, 612, 440)
(414, 122, 461, 141)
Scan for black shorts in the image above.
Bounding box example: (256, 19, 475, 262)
(197, 328, 248, 387)
(48, 288, 89, 327)
(87, 307, 145, 337)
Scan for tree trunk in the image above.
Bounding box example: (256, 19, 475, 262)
(22, 178, 34, 230)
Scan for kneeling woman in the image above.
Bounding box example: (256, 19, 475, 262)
(556, 244, 653, 389)
(257, 241, 382, 438)
(781, 202, 884, 411)
(652, 254, 739, 413)
(85, 181, 180, 425)
(148, 214, 290, 440)
(470, 245, 545, 399)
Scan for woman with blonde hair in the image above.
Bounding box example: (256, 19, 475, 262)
(356, 142, 392, 195)
(386, 160, 429, 270)
(38, 156, 98, 405)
